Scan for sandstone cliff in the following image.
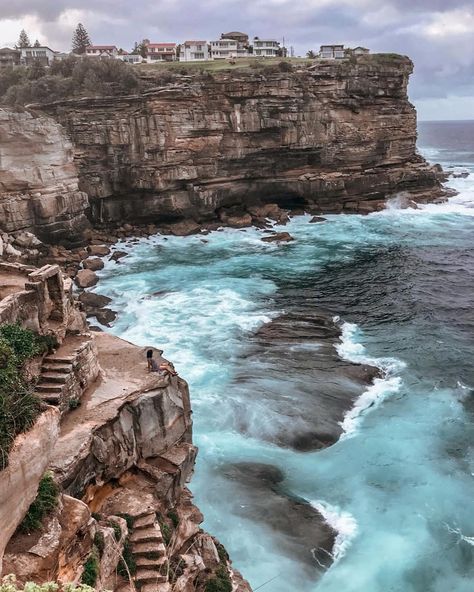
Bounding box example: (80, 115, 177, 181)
(0, 109, 89, 245)
(36, 54, 443, 231)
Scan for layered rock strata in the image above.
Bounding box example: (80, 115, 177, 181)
(38, 54, 444, 231)
(0, 109, 89, 245)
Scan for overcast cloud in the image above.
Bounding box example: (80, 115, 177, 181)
(0, 0, 473, 119)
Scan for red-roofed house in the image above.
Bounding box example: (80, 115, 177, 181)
(179, 41, 209, 62)
(146, 43, 177, 62)
(85, 45, 119, 58)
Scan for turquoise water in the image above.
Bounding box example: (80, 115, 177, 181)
(91, 129, 474, 592)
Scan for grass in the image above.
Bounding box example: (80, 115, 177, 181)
(137, 56, 310, 74)
(18, 472, 59, 533)
(117, 537, 136, 577)
(205, 565, 232, 592)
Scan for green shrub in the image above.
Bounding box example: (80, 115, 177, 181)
(18, 472, 59, 533)
(117, 538, 136, 577)
(215, 541, 229, 564)
(0, 325, 43, 470)
(1, 574, 96, 592)
(167, 509, 179, 528)
(81, 552, 99, 587)
(68, 398, 81, 410)
(116, 513, 134, 530)
(205, 565, 232, 592)
(0, 324, 42, 365)
(91, 512, 102, 521)
(107, 520, 122, 542)
(93, 531, 105, 556)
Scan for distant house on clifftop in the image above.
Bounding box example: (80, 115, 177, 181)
(179, 41, 209, 62)
(319, 44, 345, 59)
(0, 48, 20, 68)
(352, 46, 370, 56)
(20, 46, 57, 66)
(85, 45, 119, 58)
(253, 37, 281, 58)
(146, 43, 177, 62)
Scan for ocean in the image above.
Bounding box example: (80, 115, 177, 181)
(91, 120, 474, 592)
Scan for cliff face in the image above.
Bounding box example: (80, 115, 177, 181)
(0, 109, 89, 245)
(39, 55, 443, 228)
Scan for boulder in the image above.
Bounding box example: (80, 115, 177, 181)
(261, 232, 294, 243)
(94, 308, 117, 326)
(227, 214, 253, 228)
(109, 250, 128, 262)
(82, 257, 104, 271)
(87, 245, 110, 257)
(78, 292, 112, 309)
(75, 269, 98, 288)
(13, 231, 42, 248)
(168, 220, 202, 236)
(309, 216, 327, 223)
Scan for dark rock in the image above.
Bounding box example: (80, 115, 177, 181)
(109, 250, 128, 262)
(78, 292, 112, 309)
(87, 245, 110, 257)
(167, 220, 202, 236)
(261, 232, 294, 243)
(82, 257, 104, 271)
(309, 216, 327, 223)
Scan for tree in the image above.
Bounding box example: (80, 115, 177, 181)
(33, 39, 41, 47)
(306, 50, 316, 59)
(17, 29, 31, 48)
(72, 23, 91, 54)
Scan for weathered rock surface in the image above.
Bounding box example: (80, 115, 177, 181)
(75, 269, 98, 288)
(0, 109, 89, 245)
(82, 257, 104, 271)
(37, 55, 445, 229)
(0, 407, 60, 573)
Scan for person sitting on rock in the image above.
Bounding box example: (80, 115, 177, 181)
(147, 349, 159, 372)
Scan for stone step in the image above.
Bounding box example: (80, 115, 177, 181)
(130, 527, 162, 544)
(45, 355, 75, 364)
(132, 541, 166, 557)
(135, 557, 163, 569)
(38, 392, 61, 405)
(133, 513, 156, 530)
(42, 363, 73, 374)
(140, 582, 171, 592)
(39, 373, 69, 384)
(36, 383, 63, 393)
(135, 569, 167, 584)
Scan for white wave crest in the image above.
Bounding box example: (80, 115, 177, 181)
(445, 524, 474, 547)
(334, 320, 405, 438)
(311, 500, 358, 564)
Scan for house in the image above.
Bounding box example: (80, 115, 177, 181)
(118, 52, 143, 65)
(221, 31, 249, 45)
(179, 41, 209, 62)
(210, 38, 248, 59)
(352, 46, 370, 56)
(0, 47, 21, 68)
(146, 43, 177, 62)
(252, 37, 281, 58)
(319, 44, 345, 59)
(20, 46, 57, 66)
(85, 45, 119, 58)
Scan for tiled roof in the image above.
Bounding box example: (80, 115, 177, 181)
(86, 45, 117, 50)
(147, 43, 176, 48)
(184, 41, 207, 45)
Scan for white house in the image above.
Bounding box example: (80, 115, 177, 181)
(85, 45, 119, 58)
(319, 44, 345, 59)
(118, 52, 143, 65)
(253, 37, 281, 57)
(146, 43, 177, 62)
(210, 38, 248, 59)
(179, 41, 209, 62)
(20, 46, 57, 66)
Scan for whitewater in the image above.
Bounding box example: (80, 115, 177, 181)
(89, 123, 474, 592)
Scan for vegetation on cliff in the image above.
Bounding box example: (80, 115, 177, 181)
(0, 57, 141, 105)
(0, 324, 48, 470)
(0, 575, 95, 592)
(18, 472, 59, 534)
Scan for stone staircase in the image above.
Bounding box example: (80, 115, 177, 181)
(35, 354, 75, 405)
(130, 511, 170, 592)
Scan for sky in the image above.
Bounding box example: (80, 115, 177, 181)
(0, 0, 473, 120)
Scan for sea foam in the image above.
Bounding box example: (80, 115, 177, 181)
(334, 320, 405, 438)
(311, 500, 358, 564)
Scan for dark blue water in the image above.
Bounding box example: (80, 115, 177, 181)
(93, 121, 474, 591)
